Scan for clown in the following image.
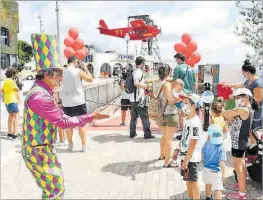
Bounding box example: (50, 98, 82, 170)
(21, 34, 109, 199)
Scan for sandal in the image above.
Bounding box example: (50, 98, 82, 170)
(163, 163, 172, 168)
(158, 156, 165, 160)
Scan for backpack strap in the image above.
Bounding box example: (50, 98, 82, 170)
(152, 82, 166, 100)
(134, 69, 144, 102)
(180, 64, 189, 81)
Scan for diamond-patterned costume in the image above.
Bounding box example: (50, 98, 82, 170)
(22, 86, 64, 199)
(23, 34, 94, 199)
(31, 34, 59, 71)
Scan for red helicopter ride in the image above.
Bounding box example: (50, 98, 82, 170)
(98, 19, 161, 41)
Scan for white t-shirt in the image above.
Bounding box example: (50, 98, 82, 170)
(180, 115, 203, 162)
(60, 66, 85, 107)
(129, 68, 145, 103)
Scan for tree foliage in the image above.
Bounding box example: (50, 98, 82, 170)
(235, 1, 263, 70)
(18, 40, 33, 64)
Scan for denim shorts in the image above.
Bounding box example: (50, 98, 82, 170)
(6, 103, 19, 113)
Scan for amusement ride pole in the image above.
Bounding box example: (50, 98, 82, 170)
(124, 34, 130, 67)
(55, 0, 61, 66)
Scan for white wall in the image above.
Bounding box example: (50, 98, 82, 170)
(10, 54, 17, 67)
(93, 53, 119, 78)
(219, 64, 245, 84)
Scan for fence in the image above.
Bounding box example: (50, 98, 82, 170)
(84, 79, 121, 113)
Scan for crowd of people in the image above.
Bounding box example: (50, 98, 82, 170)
(118, 54, 262, 200)
(0, 53, 262, 199)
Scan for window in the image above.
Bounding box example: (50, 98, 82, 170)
(0, 54, 10, 69)
(1, 27, 10, 46)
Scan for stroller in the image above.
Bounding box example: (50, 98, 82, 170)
(233, 126, 262, 184)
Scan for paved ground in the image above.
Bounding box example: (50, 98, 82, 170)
(1, 110, 262, 199)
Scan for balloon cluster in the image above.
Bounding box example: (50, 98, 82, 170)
(174, 33, 201, 67)
(64, 28, 88, 60)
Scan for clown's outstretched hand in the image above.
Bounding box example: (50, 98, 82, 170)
(93, 111, 110, 120)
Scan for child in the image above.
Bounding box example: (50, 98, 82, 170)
(202, 124, 226, 200)
(223, 88, 259, 200)
(1, 68, 20, 140)
(210, 97, 228, 138)
(172, 78, 185, 131)
(179, 93, 203, 200)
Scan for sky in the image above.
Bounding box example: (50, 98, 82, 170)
(17, 1, 253, 66)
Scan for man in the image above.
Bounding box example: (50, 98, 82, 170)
(173, 53, 198, 139)
(60, 56, 93, 152)
(22, 64, 109, 199)
(173, 53, 197, 94)
(129, 56, 155, 139)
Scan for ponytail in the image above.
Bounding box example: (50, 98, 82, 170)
(250, 97, 259, 111)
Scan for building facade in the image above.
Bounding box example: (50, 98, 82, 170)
(0, 0, 19, 69)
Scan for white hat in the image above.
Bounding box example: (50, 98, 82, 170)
(230, 88, 253, 99)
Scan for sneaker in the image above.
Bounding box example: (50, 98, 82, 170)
(144, 135, 155, 139)
(81, 145, 87, 152)
(7, 134, 13, 139)
(227, 183, 239, 191)
(120, 122, 125, 127)
(57, 141, 68, 146)
(11, 135, 20, 141)
(226, 192, 247, 200)
(67, 145, 73, 152)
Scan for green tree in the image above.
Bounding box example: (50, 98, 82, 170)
(18, 40, 33, 64)
(235, 1, 263, 70)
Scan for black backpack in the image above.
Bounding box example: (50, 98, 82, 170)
(124, 69, 136, 94)
(124, 69, 143, 94)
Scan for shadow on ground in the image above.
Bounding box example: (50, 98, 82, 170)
(92, 133, 179, 144)
(101, 159, 163, 180)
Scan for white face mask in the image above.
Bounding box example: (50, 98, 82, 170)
(235, 98, 245, 107)
(181, 104, 191, 114)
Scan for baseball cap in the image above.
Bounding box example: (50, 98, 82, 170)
(208, 124, 223, 145)
(179, 93, 202, 108)
(230, 88, 253, 99)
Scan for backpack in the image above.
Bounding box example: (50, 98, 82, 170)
(148, 82, 167, 121)
(124, 69, 143, 94)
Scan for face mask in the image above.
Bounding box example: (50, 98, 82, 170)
(182, 104, 191, 114)
(235, 98, 245, 107)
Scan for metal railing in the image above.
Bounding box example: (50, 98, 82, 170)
(84, 79, 121, 113)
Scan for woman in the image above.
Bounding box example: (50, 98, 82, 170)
(153, 65, 180, 167)
(223, 88, 259, 200)
(226, 60, 263, 144)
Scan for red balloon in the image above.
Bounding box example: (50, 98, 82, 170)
(187, 41, 198, 54)
(73, 39, 84, 51)
(64, 47, 75, 58)
(191, 52, 201, 64)
(75, 49, 86, 60)
(182, 33, 192, 45)
(84, 47, 88, 55)
(64, 37, 75, 47)
(68, 28, 79, 40)
(174, 42, 187, 53)
(183, 48, 191, 59)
